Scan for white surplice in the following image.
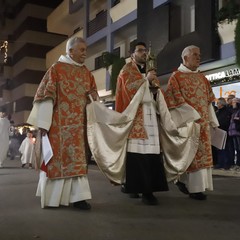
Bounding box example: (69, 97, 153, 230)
(19, 137, 35, 165)
(127, 80, 160, 154)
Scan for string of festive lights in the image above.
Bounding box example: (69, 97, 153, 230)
(0, 40, 8, 63)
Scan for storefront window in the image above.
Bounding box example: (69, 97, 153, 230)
(205, 65, 240, 99)
(212, 82, 239, 99)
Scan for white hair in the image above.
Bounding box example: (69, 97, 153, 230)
(181, 45, 199, 61)
(66, 37, 86, 54)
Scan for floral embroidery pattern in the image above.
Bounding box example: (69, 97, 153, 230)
(115, 61, 148, 139)
(34, 62, 97, 179)
(165, 71, 215, 172)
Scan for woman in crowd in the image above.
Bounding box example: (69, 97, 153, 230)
(228, 98, 240, 171)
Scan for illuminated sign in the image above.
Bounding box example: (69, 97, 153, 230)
(212, 82, 240, 98)
(205, 67, 240, 81)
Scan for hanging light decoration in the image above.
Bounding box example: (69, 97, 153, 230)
(0, 40, 8, 63)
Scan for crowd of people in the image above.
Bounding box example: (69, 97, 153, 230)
(213, 95, 240, 171)
(0, 36, 239, 211)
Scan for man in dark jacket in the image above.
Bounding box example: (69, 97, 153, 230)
(215, 97, 232, 169)
(226, 94, 236, 167)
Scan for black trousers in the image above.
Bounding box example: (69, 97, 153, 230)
(124, 152, 169, 194)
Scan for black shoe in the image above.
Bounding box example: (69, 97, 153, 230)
(73, 200, 91, 210)
(21, 164, 26, 168)
(121, 184, 126, 193)
(129, 193, 140, 198)
(189, 192, 207, 200)
(175, 181, 189, 195)
(142, 193, 158, 205)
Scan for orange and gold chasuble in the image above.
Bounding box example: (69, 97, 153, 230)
(115, 61, 160, 139)
(165, 71, 215, 172)
(34, 62, 97, 179)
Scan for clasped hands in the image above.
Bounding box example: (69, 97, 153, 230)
(147, 69, 159, 87)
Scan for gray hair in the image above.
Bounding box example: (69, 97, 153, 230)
(66, 37, 86, 54)
(217, 97, 227, 106)
(181, 45, 199, 61)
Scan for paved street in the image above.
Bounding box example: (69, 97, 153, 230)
(0, 158, 239, 240)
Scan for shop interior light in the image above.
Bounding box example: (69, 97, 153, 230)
(210, 75, 240, 86)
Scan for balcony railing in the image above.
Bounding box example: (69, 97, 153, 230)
(87, 10, 107, 37)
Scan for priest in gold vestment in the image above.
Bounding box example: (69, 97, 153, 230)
(115, 42, 169, 205)
(27, 37, 97, 209)
(165, 45, 219, 200)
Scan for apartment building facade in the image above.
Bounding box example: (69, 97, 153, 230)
(0, 0, 67, 125)
(0, 0, 238, 125)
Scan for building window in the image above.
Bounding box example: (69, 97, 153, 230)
(170, 0, 195, 40)
(95, 55, 104, 70)
(87, 10, 107, 37)
(113, 47, 120, 58)
(129, 39, 137, 56)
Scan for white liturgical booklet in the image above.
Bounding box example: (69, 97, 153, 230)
(210, 127, 227, 150)
(42, 135, 53, 165)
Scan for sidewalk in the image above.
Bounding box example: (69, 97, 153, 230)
(212, 168, 240, 177)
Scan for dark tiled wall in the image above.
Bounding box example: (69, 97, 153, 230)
(13, 43, 53, 65)
(137, 0, 220, 75)
(0, 70, 45, 91)
(11, 17, 47, 40)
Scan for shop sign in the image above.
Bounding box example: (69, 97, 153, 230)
(205, 67, 240, 81)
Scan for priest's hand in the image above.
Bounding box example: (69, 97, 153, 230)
(39, 128, 48, 136)
(86, 89, 99, 104)
(147, 70, 160, 87)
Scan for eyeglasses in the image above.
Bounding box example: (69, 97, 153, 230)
(135, 48, 148, 53)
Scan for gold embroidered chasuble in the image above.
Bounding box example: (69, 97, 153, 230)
(34, 61, 97, 179)
(115, 60, 160, 139)
(165, 70, 215, 172)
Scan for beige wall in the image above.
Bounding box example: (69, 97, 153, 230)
(13, 31, 66, 54)
(46, 30, 84, 68)
(92, 68, 107, 92)
(12, 110, 31, 124)
(110, 0, 137, 22)
(47, 0, 84, 36)
(46, 41, 66, 69)
(11, 84, 38, 101)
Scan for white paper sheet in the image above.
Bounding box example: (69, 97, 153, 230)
(210, 127, 227, 150)
(42, 135, 53, 165)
